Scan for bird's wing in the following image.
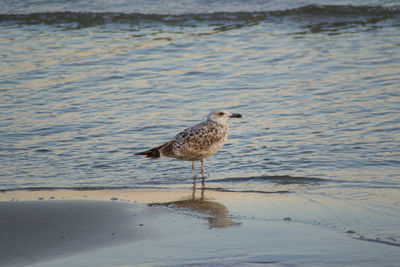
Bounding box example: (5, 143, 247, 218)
(160, 121, 227, 159)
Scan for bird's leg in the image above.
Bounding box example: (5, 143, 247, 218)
(192, 161, 196, 178)
(201, 159, 205, 186)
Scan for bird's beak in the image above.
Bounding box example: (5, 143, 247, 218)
(229, 113, 242, 118)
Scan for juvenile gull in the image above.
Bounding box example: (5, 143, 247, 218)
(135, 110, 242, 183)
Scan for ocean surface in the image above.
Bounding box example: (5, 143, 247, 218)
(1, 0, 400, 247)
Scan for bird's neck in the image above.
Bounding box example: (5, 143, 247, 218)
(207, 119, 228, 127)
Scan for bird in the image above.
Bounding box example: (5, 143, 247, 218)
(135, 110, 242, 184)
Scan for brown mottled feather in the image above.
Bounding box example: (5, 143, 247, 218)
(136, 121, 228, 161)
(163, 121, 227, 161)
(135, 145, 163, 158)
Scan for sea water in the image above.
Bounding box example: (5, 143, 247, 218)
(1, 0, 400, 246)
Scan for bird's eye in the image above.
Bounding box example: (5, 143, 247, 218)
(218, 112, 224, 116)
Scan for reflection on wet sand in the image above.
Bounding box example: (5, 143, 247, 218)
(149, 183, 239, 229)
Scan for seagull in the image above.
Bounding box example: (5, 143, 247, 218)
(135, 110, 242, 184)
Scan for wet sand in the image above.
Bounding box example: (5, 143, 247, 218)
(1, 188, 399, 267)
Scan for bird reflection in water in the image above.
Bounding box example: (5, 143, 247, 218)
(149, 181, 239, 229)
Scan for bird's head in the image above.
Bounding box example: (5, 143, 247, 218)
(207, 110, 242, 124)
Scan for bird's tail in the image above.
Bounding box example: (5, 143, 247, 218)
(135, 145, 162, 158)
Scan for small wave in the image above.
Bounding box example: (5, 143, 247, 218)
(206, 187, 290, 194)
(1, 5, 399, 28)
(210, 175, 329, 185)
(34, 148, 52, 153)
(0, 186, 141, 193)
(352, 235, 400, 248)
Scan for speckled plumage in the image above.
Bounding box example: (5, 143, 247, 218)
(159, 120, 228, 161)
(136, 110, 242, 181)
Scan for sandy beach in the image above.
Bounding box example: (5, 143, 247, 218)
(1, 187, 399, 267)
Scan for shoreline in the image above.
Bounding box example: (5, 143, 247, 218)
(1, 188, 400, 266)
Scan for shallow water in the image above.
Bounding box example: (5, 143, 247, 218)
(1, 0, 400, 246)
